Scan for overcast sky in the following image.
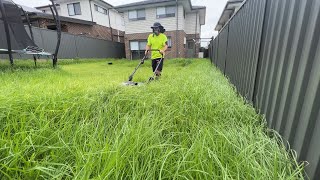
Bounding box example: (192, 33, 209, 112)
(13, 0, 227, 46)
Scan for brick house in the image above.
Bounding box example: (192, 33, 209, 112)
(34, 0, 125, 42)
(115, 0, 206, 59)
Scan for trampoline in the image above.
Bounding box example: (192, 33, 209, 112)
(0, 0, 61, 67)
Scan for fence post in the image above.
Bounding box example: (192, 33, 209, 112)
(74, 35, 79, 58)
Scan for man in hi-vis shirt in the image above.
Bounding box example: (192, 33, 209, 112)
(145, 22, 168, 79)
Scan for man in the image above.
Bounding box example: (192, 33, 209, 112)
(145, 22, 168, 79)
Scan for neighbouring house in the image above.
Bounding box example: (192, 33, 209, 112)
(115, 0, 206, 59)
(33, 4, 61, 15)
(215, 0, 243, 32)
(34, 0, 125, 42)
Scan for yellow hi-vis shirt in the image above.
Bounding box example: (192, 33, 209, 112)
(147, 33, 167, 59)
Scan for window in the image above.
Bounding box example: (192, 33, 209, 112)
(167, 37, 172, 48)
(128, 9, 145, 21)
(130, 41, 139, 50)
(130, 40, 147, 59)
(157, 6, 175, 18)
(130, 40, 147, 50)
(139, 41, 147, 50)
(68, 2, 81, 16)
(94, 4, 107, 15)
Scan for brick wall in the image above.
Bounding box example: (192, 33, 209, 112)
(38, 18, 124, 43)
(124, 30, 187, 59)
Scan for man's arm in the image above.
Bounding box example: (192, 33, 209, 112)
(160, 46, 168, 55)
(145, 45, 151, 55)
(160, 43, 168, 55)
(145, 35, 151, 55)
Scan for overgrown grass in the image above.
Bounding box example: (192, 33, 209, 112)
(0, 59, 304, 179)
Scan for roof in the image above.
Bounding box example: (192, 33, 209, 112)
(115, 0, 172, 9)
(19, 4, 43, 13)
(192, 6, 206, 10)
(95, 0, 114, 8)
(35, 4, 60, 9)
(214, 0, 244, 31)
(27, 12, 96, 26)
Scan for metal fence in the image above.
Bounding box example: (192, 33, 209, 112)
(0, 26, 125, 60)
(208, 0, 320, 179)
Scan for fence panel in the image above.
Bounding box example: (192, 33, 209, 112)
(210, 0, 320, 178)
(222, 0, 266, 100)
(0, 26, 125, 60)
(216, 25, 229, 72)
(75, 36, 125, 59)
(254, 0, 320, 179)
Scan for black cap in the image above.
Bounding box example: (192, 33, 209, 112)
(151, 22, 163, 29)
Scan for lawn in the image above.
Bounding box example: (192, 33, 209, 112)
(0, 59, 304, 179)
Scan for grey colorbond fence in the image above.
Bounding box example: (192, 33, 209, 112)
(209, 0, 320, 179)
(0, 26, 125, 60)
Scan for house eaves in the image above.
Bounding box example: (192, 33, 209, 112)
(93, 0, 114, 8)
(115, 0, 173, 10)
(214, 0, 243, 31)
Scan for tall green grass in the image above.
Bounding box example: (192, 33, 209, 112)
(0, 59, 304, 179)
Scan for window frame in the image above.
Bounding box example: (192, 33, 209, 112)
(130, 40, 148, 50)
(130, 40, 148, 60)
(128, 9, 146, 21)
(156, 6, 176, 19)
(67, 2, 81, 16)
(94, 4, 108, 15)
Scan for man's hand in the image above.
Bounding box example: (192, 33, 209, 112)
(145, 50, 149, 55)
(159, 50, 165, 56)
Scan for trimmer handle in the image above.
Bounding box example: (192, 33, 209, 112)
(145, 49, 164, 58)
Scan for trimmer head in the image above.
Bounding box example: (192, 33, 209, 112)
(122, 81, 142, 86)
